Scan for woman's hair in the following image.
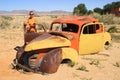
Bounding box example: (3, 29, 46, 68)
(29, 11, 34, 15)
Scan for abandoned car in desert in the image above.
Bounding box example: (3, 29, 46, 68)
(13, 16, 111, 74)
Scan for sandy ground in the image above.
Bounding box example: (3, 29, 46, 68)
(0, 29, 120, 80)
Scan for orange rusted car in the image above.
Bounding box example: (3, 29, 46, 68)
(49, 16, 111, 54)
(13, 16, 111, 74)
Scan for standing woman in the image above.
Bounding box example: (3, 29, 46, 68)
(24, 11, 38, 32)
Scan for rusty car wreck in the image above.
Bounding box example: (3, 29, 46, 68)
(13, 16, 111, 74)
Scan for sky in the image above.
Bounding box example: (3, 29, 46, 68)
(0, 0, 119, 12)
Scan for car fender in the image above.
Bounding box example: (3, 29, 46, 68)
(39, 48, 62, 73)
(61, 48, 78, 63)
(39, 48, 78, 73)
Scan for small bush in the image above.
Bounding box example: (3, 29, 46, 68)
(82, 57, 105, 68)
(76, 65, 89, 72)
(0, 16, 13, 29)
(90, 59, 100, 66)
(113, 62, 120, 68)
(108, 26, 118, 33)
(68, 62, 75, 67)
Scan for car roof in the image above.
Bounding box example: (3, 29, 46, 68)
(52, 16, 98, 26)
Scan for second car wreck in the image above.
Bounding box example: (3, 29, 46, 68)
(13, 16, 111, 74)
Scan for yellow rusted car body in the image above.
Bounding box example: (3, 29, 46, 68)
(13, 16, 111, 73)
(51, 16, 111, 55)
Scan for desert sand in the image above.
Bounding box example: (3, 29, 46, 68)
(0, 29, 120, 80)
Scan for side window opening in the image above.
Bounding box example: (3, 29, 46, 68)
(83, 26, 88, 34)
(82, 24, 103, 34)
(89, 25, 96, 34)
(96, 24, 103, 33)
(96, 24, 100, 30)
(83, 24, 96, 34)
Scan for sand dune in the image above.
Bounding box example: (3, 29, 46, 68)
(0, 29, 120, 80)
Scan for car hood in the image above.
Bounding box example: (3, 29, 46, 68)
(25, 33, 71, 51)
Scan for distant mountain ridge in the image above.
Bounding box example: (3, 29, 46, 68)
(0, 10, 72, 15)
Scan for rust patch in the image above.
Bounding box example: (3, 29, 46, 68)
(25, 32, 51, 43)
(50, 36, 66, 42)
(39, 48, 62, 73)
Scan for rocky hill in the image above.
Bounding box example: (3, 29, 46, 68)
(0, 10, 72, 15)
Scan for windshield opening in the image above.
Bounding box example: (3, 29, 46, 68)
(51, 23, 79, 33)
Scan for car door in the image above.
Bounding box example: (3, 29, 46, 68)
(79, 23, 104, 55)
